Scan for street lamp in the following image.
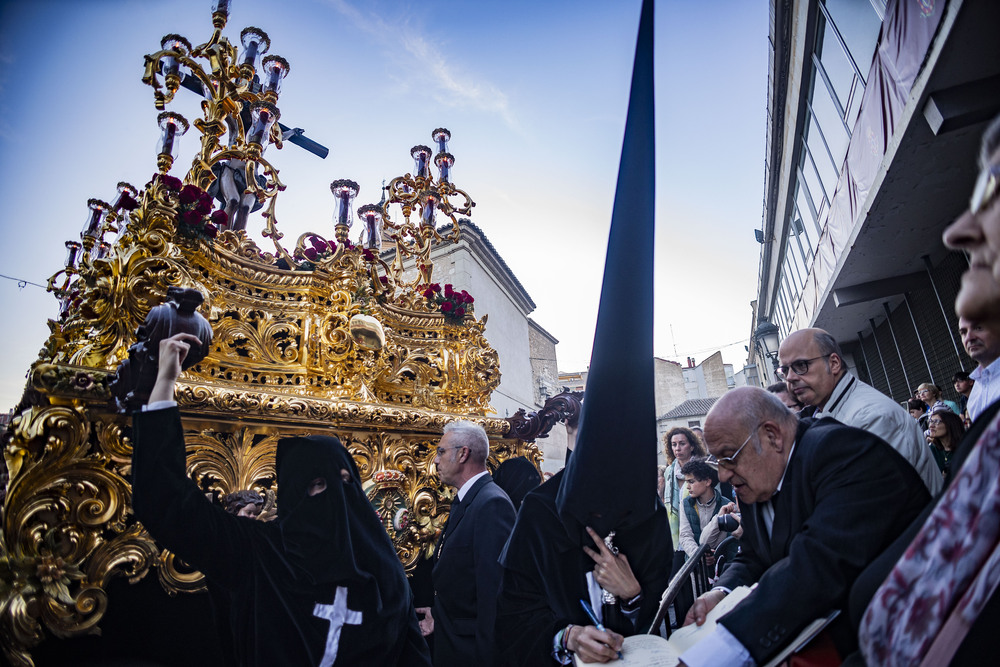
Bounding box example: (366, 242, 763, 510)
(754, 320, 781, 371)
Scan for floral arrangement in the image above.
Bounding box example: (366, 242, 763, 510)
(422, 283, 474, 323)
(155, 174, 228, 242)
(296, 234, 338, 270)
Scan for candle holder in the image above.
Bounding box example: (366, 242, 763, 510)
(435, 152, 454, 184)
(246, 101, 279, 155)
(432, 128, 450, 154)
(411, 145, 432, 182)
(238, 27, 270, 80)
(82, 199, 110, 242)
(331, 179, 360, 243)
(156, 112, 189, 173)
(260, 55, 289, 102)
(358, 203, 384, 250)
(64, 241, 82, 270)
(158, 35, 192, 99)
(211, 0, 231, 29)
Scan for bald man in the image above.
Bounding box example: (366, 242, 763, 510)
(677, 388, 930, 667)
(776, 328, 941, 495)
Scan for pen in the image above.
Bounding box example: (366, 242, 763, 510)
(579, 599, 623, 660)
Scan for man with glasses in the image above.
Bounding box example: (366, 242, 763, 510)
(776, 328, 941, 494)
(423, 421, 515, 667)
(677, 387, 930, 667)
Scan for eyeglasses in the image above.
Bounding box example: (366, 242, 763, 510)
(434, 445, 466, 459)
(928, 419, 944, 426)
(776, 355, 831, 379)
(717, 427, 758, 470)
(970, 163, 1000, 215)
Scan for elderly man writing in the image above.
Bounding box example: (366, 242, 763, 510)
(678, 387, 929, 667)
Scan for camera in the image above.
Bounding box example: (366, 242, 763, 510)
(718, 513, 741, 532)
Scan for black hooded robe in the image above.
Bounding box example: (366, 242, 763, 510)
(131, 407, 431, 666)
(495, 470, 671, 666)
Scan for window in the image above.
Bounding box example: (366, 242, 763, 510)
(822, 0, 882, 81)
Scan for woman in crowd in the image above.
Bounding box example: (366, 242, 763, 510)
(662, 427, 707, 546)
(916, 383, 960, 416)
(926, 409, 966, 477)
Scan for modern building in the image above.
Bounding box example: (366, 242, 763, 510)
(750, 0, 1000, 406)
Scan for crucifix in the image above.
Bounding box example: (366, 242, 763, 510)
(312, 586, 362, 667)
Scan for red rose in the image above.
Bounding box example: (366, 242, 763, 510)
(161, 174, 183, 191)
(309, 235, 326, 251)
(303, 247, 318, 261)
(465, 294, 474, 304)
(195, 193, 213, 214)
(119, 193, 140, 211)
(181, 210, 202, 226)
(204, 223, 219, 238)
(327, 240, 337, 253)
(362, 249, 376, 262)
(455, 307, 465, 317)
(379, 276, 389, 285)
(441, 302, 454, 313)
(444, 284, 454, 298)
(179, 184, 202, 205)
(423, 288, 436, 299)
(432, 283, 441, 292)
(211, 209, 228, 227)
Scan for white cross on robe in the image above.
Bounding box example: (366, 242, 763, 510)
(313, 586, 363, 667)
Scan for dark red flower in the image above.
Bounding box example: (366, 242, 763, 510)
(441, 302, 454, 313)
(455, 307, 465, 317)
(379, 276, 388, 285)
(362, 249, 376, 262)
(309, 235, 326, 251)
(444, 284, 454, 298)
(179, 184, 202, 205)
(210, 209, 228, 227)
(181, 209, 203, 226)
(161, 174, 183, 191)
(423, 288, 436, 299)
(118, 193, 140, 211)
(195, 193, 213, 214)
(327, 240, 337, 253)
(204, 223, 219, 239)
(432, 283, 441, 292)
(464, 294, 474, 304)
(303, 247, 318, 261)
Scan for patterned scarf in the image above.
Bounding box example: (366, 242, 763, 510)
(859, 411, 1000, 666)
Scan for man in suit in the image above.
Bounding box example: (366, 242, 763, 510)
(425, 421, 515, 667)
(678, 387, 930, 666)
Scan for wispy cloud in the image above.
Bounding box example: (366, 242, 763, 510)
(323, 0, 518, 131)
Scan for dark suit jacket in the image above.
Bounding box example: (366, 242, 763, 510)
(432, 474, 515, 667)
(715, 417, 931, 664)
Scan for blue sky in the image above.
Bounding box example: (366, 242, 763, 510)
(0, 0, 767, 410)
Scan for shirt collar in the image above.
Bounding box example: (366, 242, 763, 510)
(973, 356, 1000, 380)
(457, 470, 489, 501)
(817, 372, 854, 414)
(774, 440, 797, 495)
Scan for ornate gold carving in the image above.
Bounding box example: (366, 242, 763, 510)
(3, 7, 535, 665)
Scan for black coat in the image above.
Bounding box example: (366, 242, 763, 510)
(715, 417, 931, 664)
(131, 407, 431, 667)
(431, 474, 515, 666)
(495, 470, 671, 666)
